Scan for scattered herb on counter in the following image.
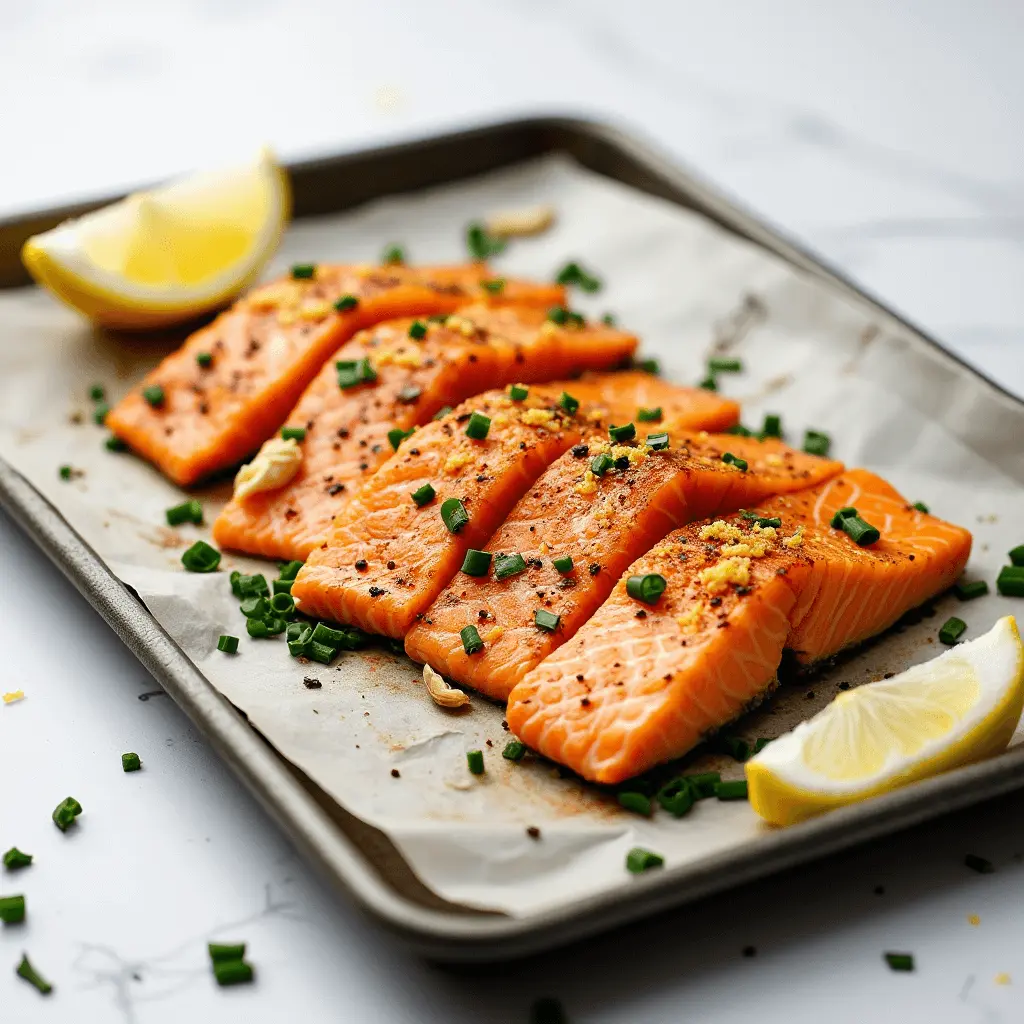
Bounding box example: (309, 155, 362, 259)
(625, 847, 664, 873)
(884, 952, 914, 973)
(58, 465, 73, 481)
(715, 780, 749, 801)
(752, 737, 773, 755)
(217, 635, 239, 654)
(617, 792, 652, 816)
(165, 499, 203, 527)
(105, 434, 128, 452)
(635, 357, 660, 375)
(1010, 545, 1024, 567)
(277, 560, 303, 581)
(555, 261, 601, 293)
(997, 566, 1024, 597)
(89, 384, 105, 402)
(381, 244, 405, 265)
(93, 402, 110, 424)
(761, 413, 782, 438)
(290, 263, 316, 279)
(685, 772, 722, 799)
(208, 942, 247, 963)
(466, 749, 485, 774)
(502, 740, 527, 761)
(0, 895, 25, 923)
(656, 778, 695, 817)
(602, 313, 617, 327)
(709, 357, 742, 373)
(939, 617, 967, 645)
(714, 735, 751, 762)
(213, 960, 254, 986)
(699, 375, 717, 391)
(52, 796, 82, 832)
(2, 848, 32, 870)
(121, 752, 142, 773)
(964, 854, 995, 874)
(181, 540, 221, 573)
(954, 579, 988, 601)
(16, 954, 52, 995)
(803, 429, 831, 456)
(466, 223, 506, 261)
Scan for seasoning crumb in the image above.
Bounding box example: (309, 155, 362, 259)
(805, 690, 815, 700)
(526, 826, 541, 840)
(838, 681, 851, 691)
(968, 914, 980, 926)
(302, 677, 322, 690)
(965, 853, 995, 874)
(501, 720, 509, 731)
(391, 768, 400, 778)
(995, 972, 1011, 985)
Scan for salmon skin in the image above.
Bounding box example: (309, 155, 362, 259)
(212, 305, 643, 561)
(106, 265, 564, 486)
(290, 375, 729, 637)
(405, 433, 843, 700)
(507, 469, 972, 783)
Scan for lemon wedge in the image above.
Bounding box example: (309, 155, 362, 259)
(747, 616, 1024, 826)
(22, 149, 289, 330)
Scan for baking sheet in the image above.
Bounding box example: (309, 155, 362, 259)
(2, 154, 1023, 919)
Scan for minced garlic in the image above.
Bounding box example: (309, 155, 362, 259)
(574, 470, 599, 496)
(521, 408, 556, 427)
(444, 450, 474, 475)
(298, 300, 332, 321)
(539, 321, 559, 339)
(233, 437, 303, 500)
(676, 601, 705, 633)
(444, 315, 477, 338)
(374, 348, 422, 369)
(484, 625, 504, 643)
(699, 556, 751, 594)
(721, 540, 769, 558)
(610, 444, 646, 468)
(423, 665, 470, 709)
(699, 520, 745, 543)
(782, 525, 805, 549)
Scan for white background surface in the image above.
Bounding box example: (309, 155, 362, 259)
(2, 1, 1024, 1021)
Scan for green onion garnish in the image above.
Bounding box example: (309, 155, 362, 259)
(495, 553, 528, 580)
(714, 780, 749, 801)
(912, 501, 929, 513)
(269, 592, 295, 618)
(502, 740, 527, 761)
(609, 422, 636, 443)
(465, 411, 491, 440)
(411, 483, 436, 507)
(698, 375, 717, 391)
(752, 737, 773, 754)
(636, 407, 662, 423)
(309, 623, 348, 651)
(481, 278, 506, 295)
(460, 625, 484, 655)
(715, 734, 750, 761)
(428, 314, 449, 324)
(2, 847, 32, 869)
(964, 853, 995, 874)
(636, 357, 660, 375)
(552, 555, 574, 574)
(626, 573, 666, 604)
(58, 465, 72, 481)
(278, 560, 304, 581)
(547, 306, 585, 327)
(461, 549, 492, 577)
(388, 427, 414, 451)
(93, 402, 110, 424)
(645, 432, 670, 450)
(466, 222, 506, 261)
(727, 424, 753, 436)
(741, 512, 782, 528)
(397, 383, 421, 404)
(272, 579, 293, 595)
(285, 622, 306, 642)
(239, 595, 269, 619)
(121, 752, 142, 773)
(558, 391, 579, 415)
(208, 942, 247, 962)
(233, 572, 268, 598)
(838, 512, 880, 546)
(803, 430, 831, 456)
(15, 954, 52, 995)
(709, 357, 742, 373)
(52, 796, 83, 832)
(408, 320, 427, 341)
(685, 771, 721, 799)
(336, 357, 377, 389)
(954, 579, 988, 601)
(761, 413, 782, 438)
(1009, 545, 1024, 567)
(306, 641, 336, 664)
(217, 635, 239, 654)
(555, 261, 602, 293)
(196, 351, 213, 368)
(281, 426, 306, 441)
(508, 384, 529, 401)
(142, 384, 165, 407)
(246, 618, 271, 638)
(656, 778, 695, 817)
(165, 499, 203, 527)
(590, 453, 613, 477)
(213, 960, 254, 986)
(288, 627, 313, 658)
(602, 313, 617, 327)
(617, 792, 651, 815)
(291, 263, 316, 279)
(534, 609, 560, 632)
(939, 617, 967, 645)
(89, 383, 105, 401)
(334, 294, 359, 312)
(441, 497, 469, 533)
(884, 952, 914, 972)
(105, 434, 128, 452)
(625, 847, 664, 873)
(466, 749, 486, 773)
(997, 566, 1024, 596)
(830, 506, 858, 528)
(381, 244, 405, 265)
(181, 540, 221, 573)
(0, 894, 25, 923)
(721, 452, 748, 472)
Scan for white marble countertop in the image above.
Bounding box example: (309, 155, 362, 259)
(2, 2, 1024, 1021)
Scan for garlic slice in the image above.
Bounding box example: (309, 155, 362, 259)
(484, 204, 556, 238)
(423, 664, 470, 708)
(233, 436, 302, 500)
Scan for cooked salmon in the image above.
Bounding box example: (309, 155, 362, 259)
(211, 305, 646, 560)
(405, 433, 843, 700)
(507, 469, 972, 783)
(106, 265, 564, 486)
(291, 375, 729, 636)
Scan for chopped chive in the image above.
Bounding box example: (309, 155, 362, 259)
(213, 960, 254, 986)
(461, 625, 484, 656)
(547, 306, 584, 327)
(387, 426, 414, 451)
(208, 942, 246, 963)
(411, 482, 436, 507)
(714, 780, 749, 801)
(558, 391, 580, 415)
(964, 853, 995, 874)
(534, 609, 560, 632)
(752, 737, 774, 754)
(196, 351, 213, 368)
(699, 375, 717, 391)
(552, 555, 574, 574)
(217, 635, 239, 654)
(803, 429, 831, 457)
(912, 500, 929, 513)
(433, 405, 453, 421)
(609, 422, 636, 443)
(997, 566, 1024, 596)
(398, 384, 422, 404)
(636, 406, 662, 423)
(281, 426, 306, 441)
(713, 734, 750, 762)
(626, 573, 667, 604)
(2, 847, 32, 870)
(165, 499, 203, 527)
(830, 506, 858, 528)
(508, 384, 529, 401)
(465, 411, 491, 440)
(52, 796, 83, 832)
(290, 263, 316, 279)
(555, 261, 602, 292)
(495, 553, 528, 580)
(590, 453, 613, 477)
(306, 641, 336, 664)
(310, 623, 348, 651)
(105, 434, 128, 451)
(954, 579, 989, 601)
(636, 357, 660, 375)
(16, 953, 52, 995)
(272, 579, 293, 596)
(408, 320, 427, 341)
(89, 383, 105, 402)
(602, 313, 617, 326)
(884, 952, 914, 972)
(502, 739, 527, 761)
(334, 294, 359, 312)
(721, 452, 748, 472)
(277, 560, 304, 581)
(617, 792, 651, 815)
(740, 512, 782, 529)
(657, 778, 695, 817)
(381, 244, 405, 265)
(685, 771, 721, 800)
(142, 384, 165, 407)
(709, 357, 742, 373)
(939, 617, 967, 645)
(121, 752, 142, 773)
(0, 894, 25, 923)
(625, 847, 664, 873)
(287, 627, 313, 658)
(285, 621, 306, 642)
(59, 465, 72, 480)
(335, 357, 377, 389)
(727, 424, 753, 436)
(466, 749, 486, 774)
(246, 618, 271, 638)
(93, 402, 110, 424)
(761, 413, 782, 438)
(481, 278, 506, 294)
(461, 549, 492, 577)
(181, 540, 221, 573)
(269, 592, 295, 618)
(645, 432, 670, 450)
(1010, 545, 1024, 567)
(441, 497, 469, 533)
(840, 514, 880, 546)
(233, 573, 268, 598)
(466, 222, 506, 261)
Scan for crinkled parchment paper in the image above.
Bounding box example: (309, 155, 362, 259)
(2, 155, 1024, 918)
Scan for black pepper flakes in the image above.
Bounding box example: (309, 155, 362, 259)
(588, 563, 601, 576)
(391, 768, 400, 778)
(327, 483, 345, 495)
(635, 609, 647, 619)
(368, 586, 386, 597)
(387, 560, 396, 570)
(526, 826, 541, 840)
(355, 559, 368, 571)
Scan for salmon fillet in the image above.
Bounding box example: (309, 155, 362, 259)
(106, 265, 564, 486)
(507, 469, 972, 783)
(211, 305, 645, 560)
(405, 432, 843, 700)
(291, 375, 726, 637)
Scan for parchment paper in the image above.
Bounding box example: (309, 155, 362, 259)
(3, 155, 1024, 918)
